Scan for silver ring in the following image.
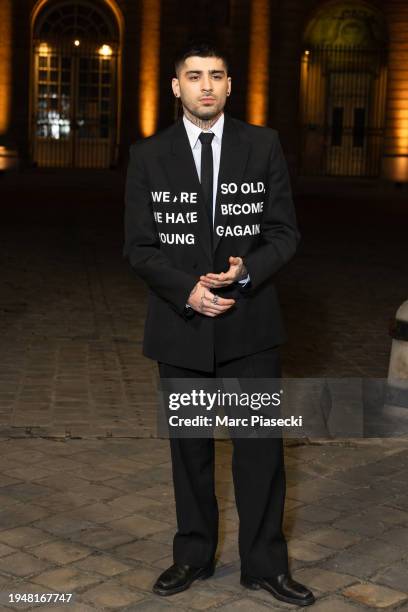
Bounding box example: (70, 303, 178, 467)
(212, 295, 219, 305)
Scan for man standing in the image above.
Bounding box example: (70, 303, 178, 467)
(124, 41, 314, 606)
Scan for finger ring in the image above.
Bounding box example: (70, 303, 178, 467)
(212, 295, 219, 305)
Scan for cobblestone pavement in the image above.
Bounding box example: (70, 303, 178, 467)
(0, 187, 408, 609)
(0, 438, 407, 611)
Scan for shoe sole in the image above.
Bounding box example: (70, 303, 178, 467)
(241, 575, 315, 607)
(153, 565, 215, 597)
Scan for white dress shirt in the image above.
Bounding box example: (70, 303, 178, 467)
(183, 113, 224, 225)
(182, 113, 250, 289)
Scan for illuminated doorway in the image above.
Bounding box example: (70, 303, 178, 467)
(32, 0, 120, 168)
(300, 2, 388, 177)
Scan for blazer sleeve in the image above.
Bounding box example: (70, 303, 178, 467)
(123, 142, 198, 316)
(243, 131, 300, 290)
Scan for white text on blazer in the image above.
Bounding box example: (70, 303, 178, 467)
(154, 211, 198, 224)
(220, 182, 265, 195)
(151, 191, 198, 203)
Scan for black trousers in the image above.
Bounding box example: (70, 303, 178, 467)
(158, 347, 289, 577)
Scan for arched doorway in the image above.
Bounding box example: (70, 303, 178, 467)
(31, 0, 120, 168)
(300, 1, 388, 177)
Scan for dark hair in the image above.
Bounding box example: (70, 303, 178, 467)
(174, 39, 229, 75)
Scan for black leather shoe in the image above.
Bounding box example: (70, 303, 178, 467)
(241, 573, 315, 606)
(153, 562, 215, 596)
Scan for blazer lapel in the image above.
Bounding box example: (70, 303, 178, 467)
(160, 119, 213, 263)
(213, 114, 250, 252)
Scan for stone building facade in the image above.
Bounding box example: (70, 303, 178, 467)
(0, 0, 407, 185)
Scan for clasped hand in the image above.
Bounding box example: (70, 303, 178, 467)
(187, 256, 246, 317)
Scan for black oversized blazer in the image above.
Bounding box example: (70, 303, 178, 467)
(123, 113, 300, 372)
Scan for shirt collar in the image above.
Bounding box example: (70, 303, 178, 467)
(183, 113, 224, 149)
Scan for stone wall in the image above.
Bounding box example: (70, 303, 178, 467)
(4, 0, 408, 184)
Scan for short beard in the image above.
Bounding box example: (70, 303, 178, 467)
(183, 105, 223, 130)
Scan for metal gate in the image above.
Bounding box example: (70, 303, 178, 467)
(32, 1, 119, 168)
(300, 46, 387, 177)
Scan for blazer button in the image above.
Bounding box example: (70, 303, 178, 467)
(192, 262, 198, 269)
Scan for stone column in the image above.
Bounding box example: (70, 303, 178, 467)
(138, 0, 160, 137)
(0, 0, 24, 168)
(382, 0, 408, 182)
(246, 0, 270, 126)
(0, 0, 12, 140)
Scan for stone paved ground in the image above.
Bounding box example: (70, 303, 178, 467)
(0, 438, 407, 611)
(0, 182, 408, 610)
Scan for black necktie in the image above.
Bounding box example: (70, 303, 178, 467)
(198, 132, 215, 228)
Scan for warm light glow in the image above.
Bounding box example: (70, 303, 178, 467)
(247, 0, 270, 125)
(305, 50, 310, 56)
(382, 3, 408, 181)
(39, 42, 49, 55)
(395, 108, 408, 153)
(0, 0, 12, 134)
(0, 145, 18, 170)
(74, 39, 80, 47)
(383, 156, 408, 183)
(139, 0, 160, 136)
(98, 44, 113, 57)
